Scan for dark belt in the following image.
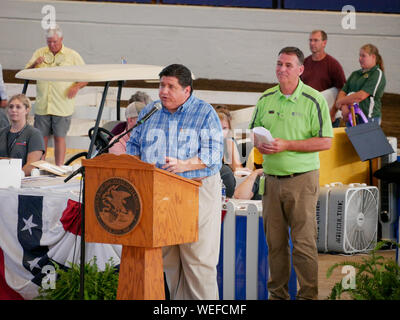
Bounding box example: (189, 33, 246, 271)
(268, 172, 307, 179)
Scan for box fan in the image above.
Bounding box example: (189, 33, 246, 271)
(316, 182, 343, 253)
(327, 183, 379, 254)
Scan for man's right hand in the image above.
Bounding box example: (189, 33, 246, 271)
(29, 56, 45, 68)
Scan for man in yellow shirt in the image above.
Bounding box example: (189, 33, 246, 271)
(26, 24, 87, 166)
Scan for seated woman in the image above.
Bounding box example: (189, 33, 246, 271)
(331, 44, 386, 126)
(108, 102, 143, 155)
(111, 91, 150, 136)
(233, 168, 264, 200)
(220, 163, 236, 198)
(0, 94, 45, 176)
(217, 110, 250, 173)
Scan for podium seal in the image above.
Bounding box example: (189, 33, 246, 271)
(94, 177, 142, 235)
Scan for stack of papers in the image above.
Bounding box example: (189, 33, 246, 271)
(21, 175, 80, 189)
(31, 160, 73, 176)
(252, 127, 274, 145)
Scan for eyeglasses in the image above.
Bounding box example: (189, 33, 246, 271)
(43, 52, 65, 66)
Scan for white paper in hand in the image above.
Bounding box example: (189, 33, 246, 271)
(252, 127, 274, 145)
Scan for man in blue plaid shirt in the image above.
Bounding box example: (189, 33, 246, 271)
(127, 64, 223, 299)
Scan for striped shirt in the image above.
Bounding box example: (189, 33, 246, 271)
(126, 94, 223, 179)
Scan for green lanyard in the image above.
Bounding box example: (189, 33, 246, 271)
(258, 175, 266, 196)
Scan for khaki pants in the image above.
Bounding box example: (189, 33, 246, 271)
(262, 170, 319, 300)
(163, 173, 222, 300)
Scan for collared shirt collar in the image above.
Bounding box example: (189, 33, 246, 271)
(359, 64, 378, 74)
(44, 44, 65, 56)
(278, 78, 304, 102)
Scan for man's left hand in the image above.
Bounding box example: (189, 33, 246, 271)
(162, 156, 188, 174)
(67, 84, 80, 99)
(66, 82, 88, 99)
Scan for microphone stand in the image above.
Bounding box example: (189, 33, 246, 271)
(63, 118, 141, 185)
(63, 163, 85, 299)
(63, 125, 135, 300)
(63, 108, 157, 300)
(94, 102, 161, 157)
(96, 122, 138, 156)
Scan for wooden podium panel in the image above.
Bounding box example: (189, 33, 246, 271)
(117, 246, 165, 300)
(83, 154, 200, 247)
(82, 154, 201, 300)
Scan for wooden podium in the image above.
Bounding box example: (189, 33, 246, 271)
(82, 154, 200, 300)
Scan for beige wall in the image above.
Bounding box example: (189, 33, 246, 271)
(1, 0, 399, 93)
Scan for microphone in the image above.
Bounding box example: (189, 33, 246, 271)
(87, 102, 162, 158)
(64, 102, 162, 183)
(137, 102, 162, 125)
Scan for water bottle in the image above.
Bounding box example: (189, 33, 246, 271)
(121, 57, 127, 64)
(221, 180, 227, 219)
(221, 180, 226, 203)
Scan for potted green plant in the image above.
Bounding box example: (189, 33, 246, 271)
(36, 256, 119, 300)
(326, 241, 400, 300)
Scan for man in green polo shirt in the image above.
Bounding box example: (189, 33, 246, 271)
(250, 47, 333, 300)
